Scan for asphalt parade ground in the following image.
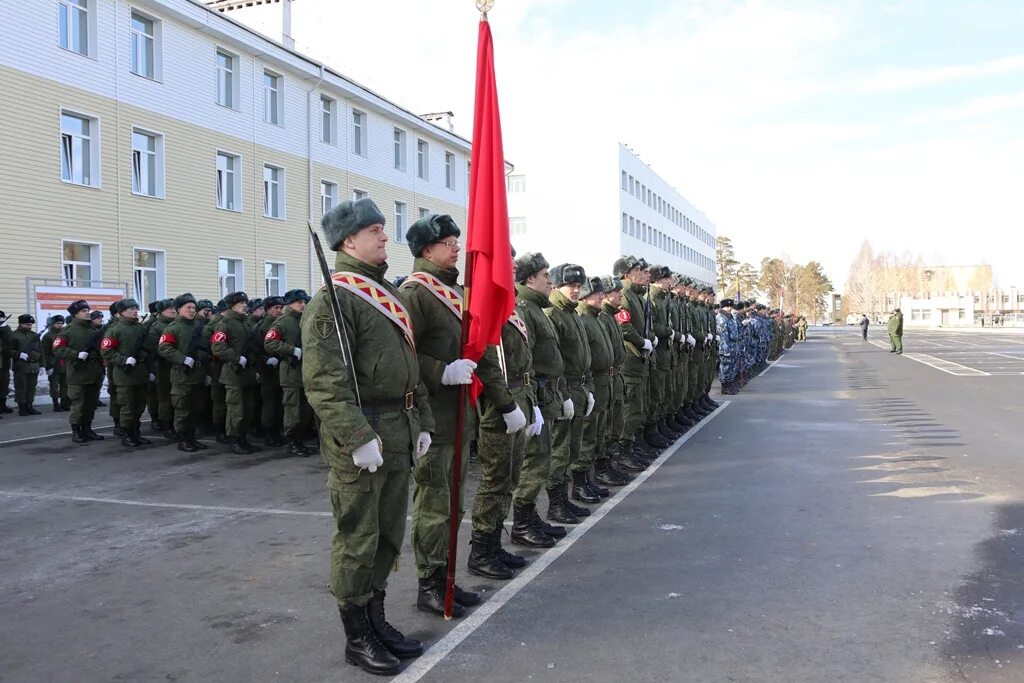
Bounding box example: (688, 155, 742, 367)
(2, 327, 1024, 682)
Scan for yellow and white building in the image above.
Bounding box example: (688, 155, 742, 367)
(0, 0, 472, 315)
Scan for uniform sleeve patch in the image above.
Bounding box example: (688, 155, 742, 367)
(52, 337, 67, 349)
(158, 333, 177, 345)
(210, 330, 228, 344)
(615, 309, 632, 324)
(100, 337, 118, 349)
(314, 315, 335, 340)
(264, 328, 281, 341)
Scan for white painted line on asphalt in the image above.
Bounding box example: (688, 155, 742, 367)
(986, 351, 1024, 361)
(0, 490, 335, 517)
(902, 353, 990, 376)
(390, 402, 733, 683)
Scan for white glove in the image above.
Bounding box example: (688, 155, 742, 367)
(416, 431, 432, 459)
(266, 357, 279, 367)
(742, 319, 751, 326)
(687, 334, 696, 347)
(526, 406, 544, 437)
(292, 347, 302, 360)
(148, 372, 156, 382)
(585, 392, 595, 417)
(502, 405, 528, 434)
(441, 358, 477, 386)
(125, 356, 137, 367)
(653, 335, 660, 348)
(183, 356, 195, 368)
(642, 339, 653, 353)
(352, 438, 384, 473)
(46, 368, 53, 377)
(238, 356, 248, 368)
(205, 375, 212, 386)
(561, 398, 575, 420)
(19, 352, 29, 361)
(77, 351, 89, 361)
(669, 330, 676, 342)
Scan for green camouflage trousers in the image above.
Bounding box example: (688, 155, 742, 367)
(13, 372, 38, 405)
(576, 380, 610, 471)
(224, 385, 255, 437)
(411, 431, 471, 578)
(116, 384, 147, 429)
(547, 385, 587, 487)
(673, 352, 689, 412)
(687, 351, 703, 404)
(889, 334, 903, 353)
(48, 371, 68, 402)
(282, 386, 312, 436)
(649, 364, 669, 420)
(106, 366, 119, 422)
(472, 425, 526, 533)
(260, 379, 282, 431)
(621, 374, 649, 440)
(171, 383, 200, 434)
(604, 373, 624, 451)
(68, 382, 101, 425)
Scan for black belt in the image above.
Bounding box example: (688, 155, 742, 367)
(566, 375, 586, 388)
(361, 391, 414, 415)
(507, 372, 530, 389)
(592, 367, 613, 377)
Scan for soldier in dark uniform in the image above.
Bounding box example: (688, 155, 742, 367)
(211, 292, 261, 454)
(192, 299, 215, 431)
(0, 310, 12, 414)
(206, 300, 229, 441)
(101, 299, 152, 447)
(304, 198, 435, 675)
(158, 293, 211, 452)
(146, 300, 178, 439)
(600, 276, 645, 475)
(254, 295, 285, 447)
(42, 315, 69, 411)
(54, 300, 105, 442)
(9, 314, 43, 415)
(265, 290, 316, 456)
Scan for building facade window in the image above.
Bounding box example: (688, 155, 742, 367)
(216, 151, 240, 211)
(393, 128, 406, 171)
(394, 202, 407, 242)
(321, 180, 337, 215)
(129, 11, 158, 80)
(133, 249, 164, 303)
(264, 262, 286, 296)
(510, 217, 527, 236)
(60, 111, 98, 186)
(263, 70, 282, 125)
(352, 110, 366, 156)
(416, 139, 428, 180)
(131, 128, 163, 198)
(419, 207, 430, 219)
(445, 152, 455, 189)
(218, 258, 243, 299)
(263, 164, 284, 219)
(62, 241, 99, 286)
(58, 0, 92, 56)
(507, 175, 526, 193)
(621, 171, 627, 191)
(621, 212, 628, 234)
(215, 48, 238, 109)
(320, 95, 335, 144)
(352, 188, 367, 201)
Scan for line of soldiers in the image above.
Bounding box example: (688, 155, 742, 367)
(11, 292, 318, 455)
(715, 301, 802, 394)
(302, 198, 726, 676)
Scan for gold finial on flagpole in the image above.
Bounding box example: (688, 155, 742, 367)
(476, 0, 495, 20)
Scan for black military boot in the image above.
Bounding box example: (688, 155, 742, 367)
(683, 404, 704, 421)
(287, 436, 312, 457)
(230, 436, 254, 455)
(338, 604, 401, 676)
(530, 506, 566, 539)
(467, 530, 515, 580)
(675, 409, 696, 427)
(493, 527, 527, 568)
(705, 393, 720, 408)
(0, 400, 12, 413)
(585, 468, 610, 498)
(60, 397, 71, 411)
(162, 425, 177, 440)
(366, 590, 422, 659)
(27, 403, 42, 415)
(240, 435, 262, 452)
(453, 582, 481, 607)
(616, 442, 646, 473)
(18, 403, 29, 416)
(122, 426, 141, 447)
(417, 571, 465, 617)
(186, 429, 206, 450)
(644, 424, 670, 449)
(134, 425, 152, 445)
(658, 418, 682, 440)
(83, 424, 104, 440)
(71, 424, 89, 443)
(52, 399, 63, 412)
(563, 481, 592, 517)
(595, 457, 629, 486)
(545, 486, 580, 525)
(178, 433, 199, 452)
(511, 503, 556, 548)
(265, 429, 286, 447)
(570, 470, 600, 504)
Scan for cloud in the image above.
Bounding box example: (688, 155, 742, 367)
(852, 54, 1024, 93)
(905, 91, 1024, 123)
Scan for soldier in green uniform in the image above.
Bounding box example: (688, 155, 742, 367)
(246, 298, 267, 438)
(887, 308, 903, 353)
(576, 276, 628, 492)
(304, 198, 435, 675)
(54, 300, 105, 442)
(253, 296, 285, 447)
(42, 315, 69, 411)
(145, 300, 178, 438)
(397, 214, 489, 613)
(511, 252, 574, 529)
(647, 266, 685, 443)
(797, 316, 808, 341)
(265, 289, 317, 456)
(191, 299, 215, 431)
(206, 300, 228, 441)
(99, 303, 122, 432)
(0, 310, 12, 415)
(158, 293, 211, 452)
(670, 277, 696, 429)
(101, 299, 153, 447)
(700, 289, 720, 410)
(9, 314, 43, 415)
(142, 301, 160, 428)
(600, 276, 644, 475)
(211, 291, 261, 454)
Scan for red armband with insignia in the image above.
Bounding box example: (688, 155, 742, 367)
(100, 337, 118, 350)
(264, 329, 281, 341)
(615, 310, 632, 324)
(52, 337, 67, 350)
(211, 331, 228, 344)
(159, 333, 177, 345)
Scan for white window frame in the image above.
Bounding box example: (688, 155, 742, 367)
(416, 138, 429, 180)
(60, 108, 100, 188)
(321, 180, 338, 215)
(393, 127, 407, 171)
(352, 188, 368, 201)
(263, 164, 285, 219)
(418, 207, 430, 219)
(264, 261, 286, 297)
(218, 257, 244, 299)
(320, 95, 336, 145)
(352, 109, 366, 156)
(58, 0, 95, 58)
(263, 69, 283, 126)
(132, 247, 166, 302)
(445, 152, 455, 189)
(507, 175, 526, 193)
(510, 217, 527, 236)
(129, 8, 161, 81)
(215, 47, 239, 110)
(215, 150, 242, 212)
(131, 127, 164, 198)
(61, 239, 101, 287)
(394, 201, 407, 242)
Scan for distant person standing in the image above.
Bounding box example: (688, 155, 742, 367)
(859, 314, 869, 341)
(887, 308, 904, 354)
